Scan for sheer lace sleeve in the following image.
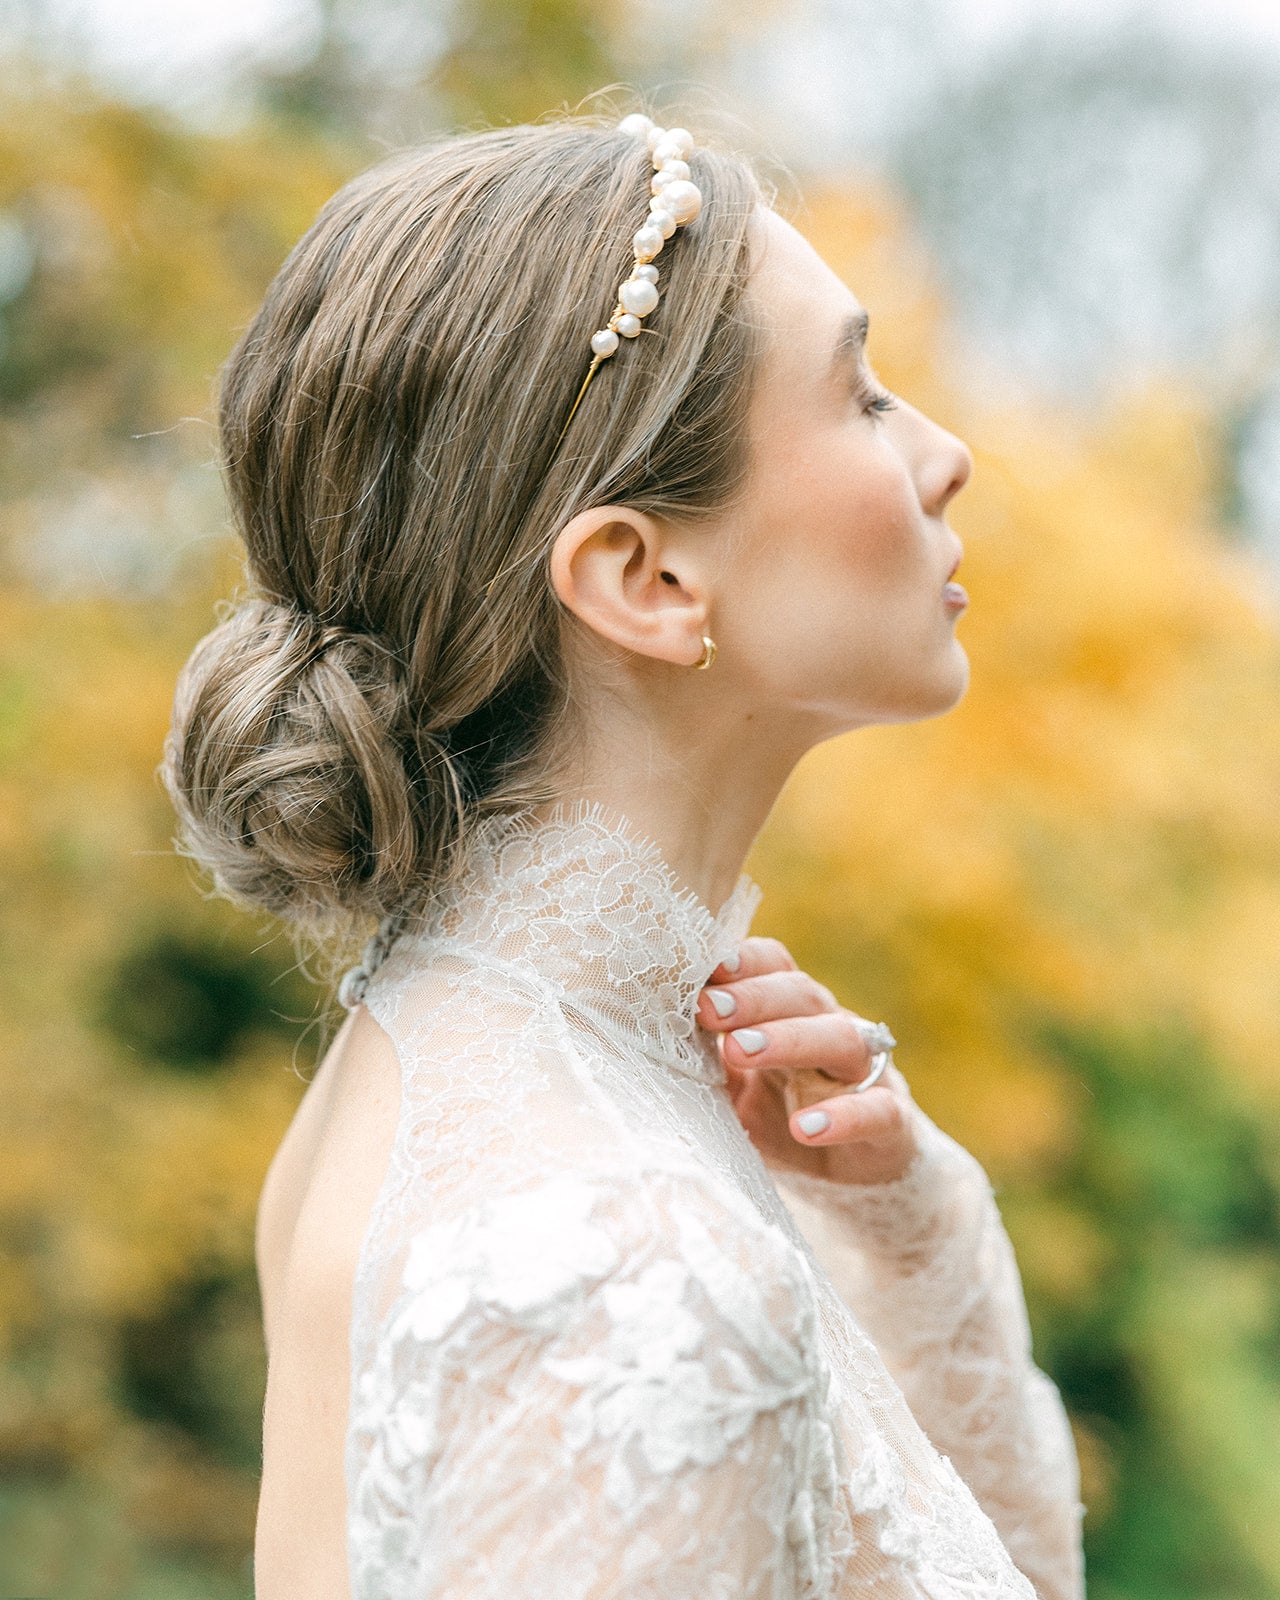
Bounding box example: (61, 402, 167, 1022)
(346, 1167, 852, 1599)
(771, 1108, 1087, 1600)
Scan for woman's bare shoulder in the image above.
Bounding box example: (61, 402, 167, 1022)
(256, 1003, 402, 1354)
(254, 1004, 405, 1597)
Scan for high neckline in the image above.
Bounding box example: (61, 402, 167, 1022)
(409, 798, 764, 1084)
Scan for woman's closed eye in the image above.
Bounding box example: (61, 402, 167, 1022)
(852, 368, 899, 420)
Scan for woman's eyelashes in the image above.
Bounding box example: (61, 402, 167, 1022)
(852, 365, 899, 420)
(863, 387, 898, 418)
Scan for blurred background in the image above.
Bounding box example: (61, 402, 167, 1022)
(1, 0, 1278, 1595)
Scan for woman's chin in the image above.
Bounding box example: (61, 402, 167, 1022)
(894, 648, 971, 723)
(800, 643, 971, 732)
(940, 643, 971, 706)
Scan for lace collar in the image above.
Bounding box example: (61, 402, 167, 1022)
(405, 799, 764, 1085)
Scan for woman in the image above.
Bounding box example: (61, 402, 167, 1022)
(163, 107, 1086, 1597)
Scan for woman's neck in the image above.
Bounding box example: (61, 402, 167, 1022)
(531, 742, 799, 920)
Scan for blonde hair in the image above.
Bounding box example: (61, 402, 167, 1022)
(162, 112, 767, 974)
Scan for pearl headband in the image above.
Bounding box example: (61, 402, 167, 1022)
(552, 113, 704, 450)
(482, 117, 704, 599)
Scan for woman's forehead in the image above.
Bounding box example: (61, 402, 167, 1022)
(745, 211, 867, 396)
(748, 210, 865, 345)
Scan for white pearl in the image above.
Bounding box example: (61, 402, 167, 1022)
(591, 328, 620, 357)
(616, 313, 642, 338)
(652, 133, 694, 167)
(617, 113, 654, 139)
(651, 170, 677, 197)
(619, 277, 659, 316)
(660, 180, 701, 225)
(337, 966, 368, 1008)
(658, 158, 690, 183)
(648, 207, 677, 238)
(662, 126, 694, 158)
(645, 124, 666, 152)
(633, 263, 659, 283)
(632, 224, 664, 259)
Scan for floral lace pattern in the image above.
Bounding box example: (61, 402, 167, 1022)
(403, 801, 763, 1082)
(348, 1171, 849, 1599)
(342, 800, 1086, 1599)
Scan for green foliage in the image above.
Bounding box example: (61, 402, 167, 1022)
(116, 1264, 266, 1474)
(1027, 1020, 1280, 1597)
(94, 927, 316, 1073)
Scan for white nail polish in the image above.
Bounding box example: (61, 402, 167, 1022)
(732, 1027, 768, 1055)
(722, 950, 742, 972)
(706, 988, 737, 1018)
(798, 1110, 830, 1136)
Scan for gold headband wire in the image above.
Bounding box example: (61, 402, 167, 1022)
(484, 113, 704, 600)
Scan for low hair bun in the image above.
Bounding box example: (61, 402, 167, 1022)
(161, 597, 462, 947)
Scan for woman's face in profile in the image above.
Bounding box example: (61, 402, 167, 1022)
(716, 206, 974, 733)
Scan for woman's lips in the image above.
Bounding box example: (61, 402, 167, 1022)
(943, 581, 968, 609)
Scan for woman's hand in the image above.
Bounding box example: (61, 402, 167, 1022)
(697, 936, 924, 1186)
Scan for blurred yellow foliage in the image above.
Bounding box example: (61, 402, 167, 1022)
(0, 75, 1277, 1600)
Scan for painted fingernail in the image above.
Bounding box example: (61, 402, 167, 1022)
(721, 949, 742, 972)
(797, 1110, 831, 1136)
(706, 988, 737, 1018)
(731, 1027, 768, 1055)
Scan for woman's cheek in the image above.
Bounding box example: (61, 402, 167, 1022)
(837, 465, 922, 587)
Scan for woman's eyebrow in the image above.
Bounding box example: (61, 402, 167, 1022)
(829, 310, 870, 383)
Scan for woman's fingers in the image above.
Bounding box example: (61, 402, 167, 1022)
(704, 936, 797, 987)
(787, 1079, 905, 1146)
(696, 966, 838, 1032)
(702, 942, 917, 1178)
(716, 1006, 879, 1084)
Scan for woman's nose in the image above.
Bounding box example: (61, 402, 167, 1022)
(921, 427, 973, 519)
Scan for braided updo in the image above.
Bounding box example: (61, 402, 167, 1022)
(161, 112, 767, 989)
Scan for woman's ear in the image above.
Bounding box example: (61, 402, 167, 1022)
(548, 503, 711, 668)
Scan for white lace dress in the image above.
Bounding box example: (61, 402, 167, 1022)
(342, 800, 1087, 1598)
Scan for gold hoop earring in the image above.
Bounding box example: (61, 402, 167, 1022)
(691, 635, 717, 670)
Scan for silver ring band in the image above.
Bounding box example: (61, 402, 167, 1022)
(852, 1049, 890, 1092)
